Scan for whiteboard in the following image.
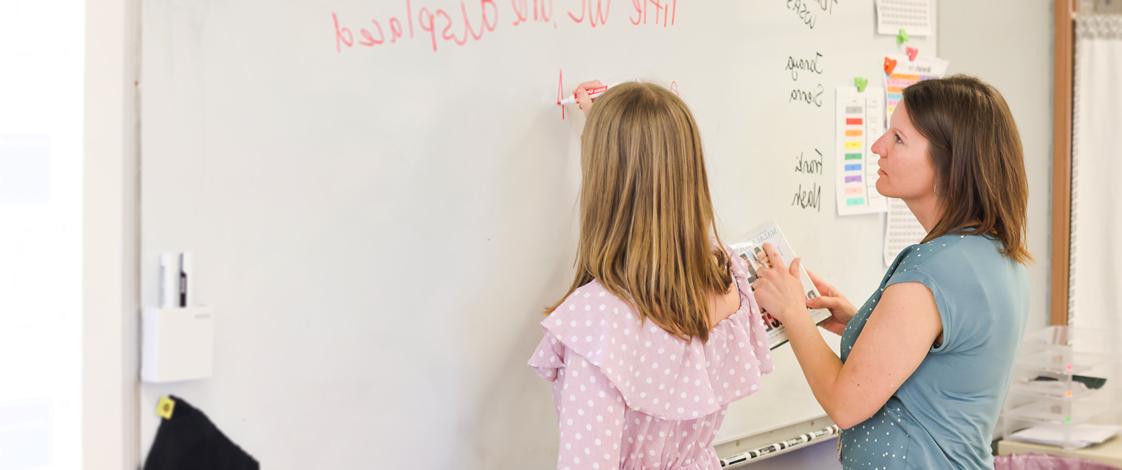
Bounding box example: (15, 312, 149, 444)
(138, 1, 936, 468)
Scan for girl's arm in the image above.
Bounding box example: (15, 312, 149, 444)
(552, 352, 626, 469)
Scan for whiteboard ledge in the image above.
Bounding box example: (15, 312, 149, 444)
(714, 414, 833, 446)
(715, 415, 837, 466)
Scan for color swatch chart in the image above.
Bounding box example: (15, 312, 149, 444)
(883, 54, 949, 120)
(835, 86, 887, 216)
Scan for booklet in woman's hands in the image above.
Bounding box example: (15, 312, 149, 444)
(729, 222, 833, 349)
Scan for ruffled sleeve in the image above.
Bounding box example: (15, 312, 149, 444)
(529, 275, 772, 421)
(724, 244, 775, 375)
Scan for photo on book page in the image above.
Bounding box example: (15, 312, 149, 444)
(730, 222, 832, 349)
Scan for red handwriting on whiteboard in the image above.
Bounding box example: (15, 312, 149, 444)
(418, 1, 499, 51)
(556, 69, 567, 119)
(555, 69, 682, 120)
(334, 0, 677, 55)
(630, 0, 677, 27)
(567, 0, 612, 28)
(334, 0, 498, 53)
(511, 0, 554, 27)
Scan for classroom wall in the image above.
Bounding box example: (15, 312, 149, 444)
(938, 0, 1055, 332)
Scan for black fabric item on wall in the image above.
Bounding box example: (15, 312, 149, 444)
(143, 395, 259, 470)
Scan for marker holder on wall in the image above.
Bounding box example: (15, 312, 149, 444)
(141, 306, 214, 383)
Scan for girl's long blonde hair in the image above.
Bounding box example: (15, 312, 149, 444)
(548, 82, 732, 342)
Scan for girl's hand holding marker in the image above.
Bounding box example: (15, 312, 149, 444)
(562, 80, 612, 114)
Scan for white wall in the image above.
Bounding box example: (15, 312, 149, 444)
(83, 0, 141, 467)
(938, 0, 1055, 331)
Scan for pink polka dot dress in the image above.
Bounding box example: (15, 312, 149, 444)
(528, 250, 773, 469)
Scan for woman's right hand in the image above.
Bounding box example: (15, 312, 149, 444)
(574, 80, 605, 116)
(805, 269, 857, 335)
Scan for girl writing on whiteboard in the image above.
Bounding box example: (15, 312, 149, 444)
(751, 76, 1030, 469)
(528, 81, 774, 469)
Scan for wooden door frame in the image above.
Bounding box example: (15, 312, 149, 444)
(1050, 0, 1075, 325)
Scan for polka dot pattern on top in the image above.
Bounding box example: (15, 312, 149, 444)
(529, 246, 773, 469)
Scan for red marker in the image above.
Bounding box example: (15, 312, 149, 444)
(558, 83, 614, 105)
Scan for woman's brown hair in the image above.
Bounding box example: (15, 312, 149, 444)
(903, 75, 1032, 263)
(547, 82, 732, 342)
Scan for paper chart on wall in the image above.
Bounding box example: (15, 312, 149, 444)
(883, 54, 948, 121)
(883, 198, 928, 267)
(835, 86, 887, 216)
(875, 0, 933, 36)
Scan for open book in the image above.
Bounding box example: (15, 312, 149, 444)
(729, 222, 832, 349)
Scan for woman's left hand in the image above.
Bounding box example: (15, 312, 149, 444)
(752, 243, 809, 325)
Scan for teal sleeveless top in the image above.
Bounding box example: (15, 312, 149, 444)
(838, 234, 1028, 469)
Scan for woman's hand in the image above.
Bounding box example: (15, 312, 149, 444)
(751, 243, 810, 325)
(805, 269, 857, 335)
(573, 80, 605, 116)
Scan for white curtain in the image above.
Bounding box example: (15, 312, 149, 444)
(1070, 14, 1122, 395)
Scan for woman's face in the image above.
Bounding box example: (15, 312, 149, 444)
(871, 103, 937, 200)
